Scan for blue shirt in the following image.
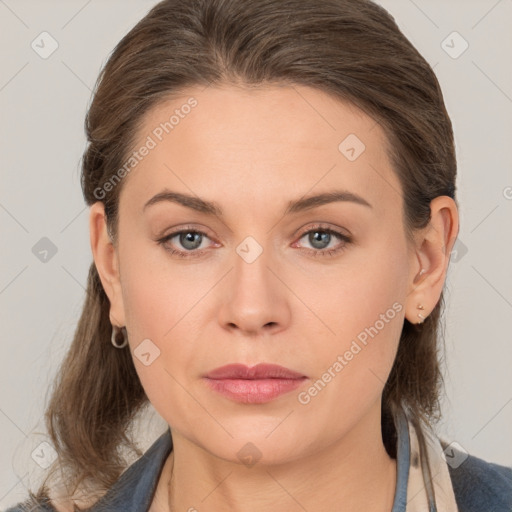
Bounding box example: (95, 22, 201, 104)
(6, 411, 512, 511)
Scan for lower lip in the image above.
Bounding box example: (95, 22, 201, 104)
(203, 377, 307, 404)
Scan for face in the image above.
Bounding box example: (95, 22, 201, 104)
(105, 84, 416, 464)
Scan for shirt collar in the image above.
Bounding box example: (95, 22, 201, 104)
(89, 426, 173, 512)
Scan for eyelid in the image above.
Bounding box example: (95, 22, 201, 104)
(294, 222, 352, 240)
(159, 224, 216, 241)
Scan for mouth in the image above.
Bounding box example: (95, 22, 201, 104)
(203, 363, 308, 404)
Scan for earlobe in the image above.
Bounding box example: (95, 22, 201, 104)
(89, 202, 126, 327)
(405, 196, 459, 324)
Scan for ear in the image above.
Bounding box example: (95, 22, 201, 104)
(405, 196, 459, 325)
(89, 202, 126, 328)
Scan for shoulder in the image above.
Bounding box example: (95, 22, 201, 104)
(5, 429, 173, 512)
(445, 446, 512, 512)
(3, 496, 57, 511)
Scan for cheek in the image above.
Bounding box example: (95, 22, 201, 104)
(119, 237, 208, 339)
(117, 237, 224, 386)
(293, 258, 406, 442)
(300, 240, 408, 349)
(119, 249, 206, 430)
(296, 237, 408, 400)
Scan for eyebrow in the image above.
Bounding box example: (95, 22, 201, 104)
(142, 188, 372, 216)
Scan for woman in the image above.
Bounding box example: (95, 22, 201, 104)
(7, 0, 512, 511)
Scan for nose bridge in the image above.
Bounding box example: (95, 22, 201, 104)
(217, 233, 289, 334)
(232, 234, 275, 307)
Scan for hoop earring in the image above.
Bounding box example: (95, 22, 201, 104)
(111, 325, 128, 348)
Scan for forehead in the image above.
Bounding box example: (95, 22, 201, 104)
(121, 83, 401, 217)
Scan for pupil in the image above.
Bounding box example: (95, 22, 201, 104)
(181, 232, 201, 250)
(310, 231, 330, 249)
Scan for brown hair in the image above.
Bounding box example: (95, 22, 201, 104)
(23, 0, 457, 509)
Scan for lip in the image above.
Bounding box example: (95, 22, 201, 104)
(205, 363, 306, 380)
(203, 363, 308, 404)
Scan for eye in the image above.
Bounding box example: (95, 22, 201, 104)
(156, 227, 216, 258)
(156, 224, 352, 259)
(294, 225, 352, 258)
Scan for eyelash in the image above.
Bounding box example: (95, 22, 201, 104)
(156, 224, 352, 259)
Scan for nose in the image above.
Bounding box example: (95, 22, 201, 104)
(217, 246, 291, 336)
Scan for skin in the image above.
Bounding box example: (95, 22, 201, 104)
(89, 83, 459, 512)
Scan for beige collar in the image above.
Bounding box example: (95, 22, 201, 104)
(405, 410, 458, 511)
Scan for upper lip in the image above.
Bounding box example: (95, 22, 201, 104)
(205, 363, 306, 380)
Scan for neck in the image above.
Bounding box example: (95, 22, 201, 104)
(157, 403, 397, 512)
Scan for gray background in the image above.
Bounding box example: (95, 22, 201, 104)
(1, 0, 511, 508)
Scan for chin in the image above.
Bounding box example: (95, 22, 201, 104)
(193, 419, 318, 468)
